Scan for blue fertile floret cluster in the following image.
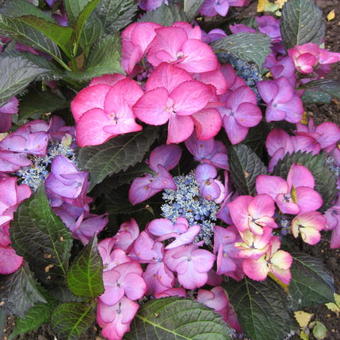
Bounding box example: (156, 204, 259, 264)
(161, 173, 219, 245)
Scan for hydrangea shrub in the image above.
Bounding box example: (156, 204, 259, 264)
(0, 0, 339, 339)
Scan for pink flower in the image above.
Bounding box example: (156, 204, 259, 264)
(147, 26, 218, 73)
(296, 119, 340, 152)
(266, 129, 320, 171)
(98, 242, 130, 272)
(99, 261, 146, 305)
(228, 194, 277, 235)
(155, 288, 187, 298)
(235, 227, 272, 259)
(71, 77, 143, 147)
(257, 77, 304, 123)
(218, 86, 262, 144)
(288, 43, 340, 74)
(243, 237, 292, 284)
(121, 22, 161, 74)
(97, 297, 139, 340)
(134, 63, 221, 143)
(185, 133, 228, 170)
(147, 217, 200, 249)
(324, 197, 340, 249)
(0, 120, 49, 156)
(291, 211, 326, 245)
(213, 225, 244, 280)
(165, 244, 215, 289)
(256, 164, 323, 215)
(113, 219, 140, 252)
(0, 97, 19, 133)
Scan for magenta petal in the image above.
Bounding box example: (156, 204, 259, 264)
(287, 164, 315, 189)
(235, 102, 262, 128)
(256, 175, 288, 199)
(223, 116, 249, 145)
(228, 196, 253, 232)
(133, 88, 170, 125)
(167, 115, 194, 144)
(195, 163, 217, 182)
(296, 187, 323, 213)
(192, 108, 222, 140)
(149, 144, 182, 172)
(243, 257, 268, 281)
(0, 246, 23, 274)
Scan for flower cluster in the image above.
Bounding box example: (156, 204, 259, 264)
(96, 218, 241, 339)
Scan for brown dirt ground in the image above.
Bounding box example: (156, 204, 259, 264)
(2, 1, 340, 339)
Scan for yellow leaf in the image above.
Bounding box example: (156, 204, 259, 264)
(325, 302, 340, 315)
(294, 311, 314, 328)
(300, 331, 309, 340)
(327, 10, 336, 21)
(334, 293, 340, 306)
(257, 0, 287, 12)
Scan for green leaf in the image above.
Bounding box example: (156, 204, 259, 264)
(288, 254, 335, 308)
(73, 0, 101, 53)
(126, 297, 233, 339)
(139, 3, 188, 25)
(0, 0, 54, 22)
(18, 89, 68, 123)
(312, 321, 328, 340)
(0, 264, 47, 317)
(9, 302, 54, 339)
(184, 0, 204, 21)
(10, 186, 73, 285)
(18, 16, 73, 57)
(67, 33, 123, 81)
(97, 0, 138, 32)
(64, 0, 91, 24)
(280, 0, 325, 49)
(228, 144, 267, 195)
(0, 15, 69, 69)
(273, 151, 337, 211)
(301, 79, 340, 100)
(78, 127, 159, 189)
(224, 278, 295, 340)
(0, 55, 54, 105)
(67, 237, 104, 298)
(212, 33, 271, 69)
(51, 302, 96, 340)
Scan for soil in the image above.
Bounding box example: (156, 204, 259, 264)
(2, 1, 340, 339)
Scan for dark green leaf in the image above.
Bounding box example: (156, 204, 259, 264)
(228, 144, 267, 195)
(212, 33, 271, 69)
(301, 79, 340, 100)
(67, 237, 104, 298)
(184, 0, 204, 21)
(0, 264, 47, 317)
(9, 303, 54, 339)
(67, 33, 122, 81)
(273, 152, 337, 211)
(126, 297, 233, 340)
(139, 3, 188, 25)
(0, 0, 54, 22)
(18, 16, 73, 57)
(0, 55, 55, 105)
(302, 89, 332, 104)
(78, 127, 159, 189)
(97, 0, 138, 32)
(225, 278, 295, 340)
(51, 302, 95, 340)
(288, 254, 335, 308)
(10, 186, 73, 285)
(0, 15, 68, 69)
(18, 89, 68, 123)
(280, 0, 325, 48)
(79, 13, 103, 57)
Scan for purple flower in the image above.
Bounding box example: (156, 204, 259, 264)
(257, 77, 304, 123)
(138, 0, 167, 11)
(218, 86, 262, 144)
(256, 16, 281, 43)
